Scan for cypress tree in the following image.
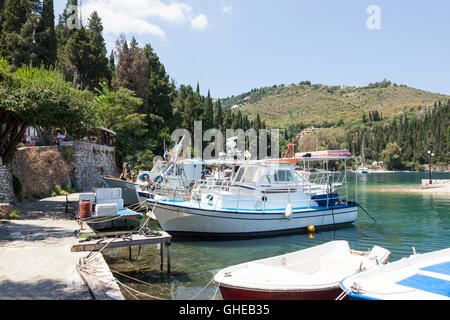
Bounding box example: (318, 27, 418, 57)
(85, 11, 109, 89)
(0, 0, 4, 34)
(35, 0, 57, 68)
(213, 99, 223, 130)
(0, 0, 36, 67)
(202, 90, 214, 129)
(108, 50, 115, 84)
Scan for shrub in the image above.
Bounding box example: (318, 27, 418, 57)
(8, 209, 20, 219)
(52, 184, 70, 196)
(62, 148, 74, 163)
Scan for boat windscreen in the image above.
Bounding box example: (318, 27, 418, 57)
(233, 166, 262, 185)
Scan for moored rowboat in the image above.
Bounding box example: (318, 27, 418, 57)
(213, 240, 391, 300)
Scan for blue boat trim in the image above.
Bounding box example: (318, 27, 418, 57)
(91, 208, 144, 219)
(420, 261, 450, 276)
(339, 274, 379, 300)
(146, 198, 358, 215)
(151, 203, 357, 222)
(396, 274, 450, 297)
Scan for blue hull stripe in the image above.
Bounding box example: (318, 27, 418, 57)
(396, 274, 450, 298)
(420, 261, 450, 276)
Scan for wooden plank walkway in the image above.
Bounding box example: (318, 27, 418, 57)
(71, 231, 172, 278)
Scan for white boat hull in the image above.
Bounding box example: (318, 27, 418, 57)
(148, 199, 358, 237)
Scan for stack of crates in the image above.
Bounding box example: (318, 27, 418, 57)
(95, 188, 123, 217)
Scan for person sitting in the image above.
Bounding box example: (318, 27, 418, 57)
(56, 132, 65, 145)
(64, 132, 74, 141)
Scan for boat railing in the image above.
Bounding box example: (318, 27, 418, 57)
(187, 178, 351, 212)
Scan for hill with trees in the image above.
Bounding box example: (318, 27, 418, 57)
(221, 80, 449, 170)
(220, 80, 449, 128)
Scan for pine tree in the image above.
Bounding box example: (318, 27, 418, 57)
(115, 35, 149, 112)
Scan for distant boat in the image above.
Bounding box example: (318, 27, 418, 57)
(213, 241, 391, 300)
(356, 167, 370, 175)
(340, 247, 450, 300)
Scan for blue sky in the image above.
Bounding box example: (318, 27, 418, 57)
(55, 1, 450, 98)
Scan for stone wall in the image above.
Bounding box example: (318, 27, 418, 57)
(60, 141, 118, 192)
(9, 142, 119, 198)
(0, 157, 14, 204)
(11, 147, 71, 199)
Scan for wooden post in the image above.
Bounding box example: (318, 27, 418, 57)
(160, 243, 164, 272)
(166, 242, 171, 281)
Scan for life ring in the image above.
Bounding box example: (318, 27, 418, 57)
(141, 173, 150, 181)
(202, 169, 212, 177)
(154, 175, 164, 183)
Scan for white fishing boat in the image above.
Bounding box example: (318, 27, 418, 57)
(340, 247, 450, 300)
(147, 155, 359, 238)
(213, 241, 391, 300)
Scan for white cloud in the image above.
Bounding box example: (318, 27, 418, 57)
(190, 14, 208, 31)
(222, 4, 232, 13)
(80, 0, 207, 38)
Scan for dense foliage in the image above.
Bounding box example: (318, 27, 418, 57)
(346, 100, 449, 169)
(0, 57, 92, 162)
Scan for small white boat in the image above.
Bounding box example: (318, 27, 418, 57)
(340, 247, 450, 300)
(356, 167, 370, 174)
(213, 241, 391, 300)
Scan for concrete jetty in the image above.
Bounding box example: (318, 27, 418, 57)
(0, 194, 123, 300)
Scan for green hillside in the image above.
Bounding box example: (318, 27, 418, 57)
(220, 80, 450, 127)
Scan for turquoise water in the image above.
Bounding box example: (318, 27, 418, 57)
(103, 172, 450, 300)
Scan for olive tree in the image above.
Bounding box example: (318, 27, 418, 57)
(0, 57, 92, 163)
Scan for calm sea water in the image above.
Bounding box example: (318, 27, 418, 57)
(103, 172, 450, 300)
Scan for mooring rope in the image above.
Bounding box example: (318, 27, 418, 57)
(358, 203, 377, 222)
(190, 278, 214, 300)
(114, 279, 167, 300)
